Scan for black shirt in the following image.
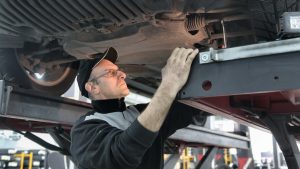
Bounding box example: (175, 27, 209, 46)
(70, 98, 196, 169)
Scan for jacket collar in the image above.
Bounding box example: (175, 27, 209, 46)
(91, 98, 126, 113)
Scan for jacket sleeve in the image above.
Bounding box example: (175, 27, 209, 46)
(70, 117, 158, 169)
(133, 102, 199, 140)
(160, 101, 199, 139)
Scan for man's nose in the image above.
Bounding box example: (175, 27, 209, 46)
(118, 70, 126, 79)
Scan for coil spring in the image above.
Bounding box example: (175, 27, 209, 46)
(185, 14, 206, 31)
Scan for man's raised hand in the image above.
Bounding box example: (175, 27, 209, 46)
(161, 47, 199, 92)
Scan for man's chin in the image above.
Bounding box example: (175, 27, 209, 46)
(124, 89, 130, 96)
(120, 89, 130, 97)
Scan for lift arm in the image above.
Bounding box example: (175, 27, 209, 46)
(180, 37, 300, 169)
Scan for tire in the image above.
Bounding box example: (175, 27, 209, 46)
(0, 49, 78, 96)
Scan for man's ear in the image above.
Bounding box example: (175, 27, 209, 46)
(85, 82, 101, 95)
(85, 82, 92, 94)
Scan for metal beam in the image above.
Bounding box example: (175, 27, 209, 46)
(273, 136, 280, 169)
(198, 37, 300, 64)
(195, 147, 218, 169)
(181, 48, 300, 98)
(0, 80, 92, 125)
(262, 114, 300, 169)
(169, 125, 250, 149)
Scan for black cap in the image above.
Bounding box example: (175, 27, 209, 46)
(77, 47, 118, 98)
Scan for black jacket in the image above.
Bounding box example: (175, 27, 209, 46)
(70, 98, 196, 169)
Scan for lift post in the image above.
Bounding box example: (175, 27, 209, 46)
(14, 152, 33, 169)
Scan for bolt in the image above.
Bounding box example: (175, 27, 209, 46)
(200, 53, 209, 62)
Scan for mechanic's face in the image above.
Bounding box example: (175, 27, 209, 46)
(87, 59, 129, 100)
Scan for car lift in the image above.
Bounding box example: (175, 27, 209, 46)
(0, 80, 91, 126)
(0, 80, 93, 155)
(165, 125, 251, 169)
(1, 37, 300, 168)
(179, 37, 300, 169)
(0, 80, 251, 169)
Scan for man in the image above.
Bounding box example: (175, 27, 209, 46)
(70, 47, 199, 169)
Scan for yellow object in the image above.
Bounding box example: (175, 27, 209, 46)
(224, 148, 232, 165)
(181, 148, 194, 169)
(14, 152, 33, 169)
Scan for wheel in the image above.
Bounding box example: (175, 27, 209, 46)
(0, 48, 78, 96)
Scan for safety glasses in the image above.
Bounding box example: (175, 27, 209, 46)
(89, 68, 124, 83)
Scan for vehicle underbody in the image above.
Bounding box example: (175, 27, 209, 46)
(0, 0, 291, 94)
